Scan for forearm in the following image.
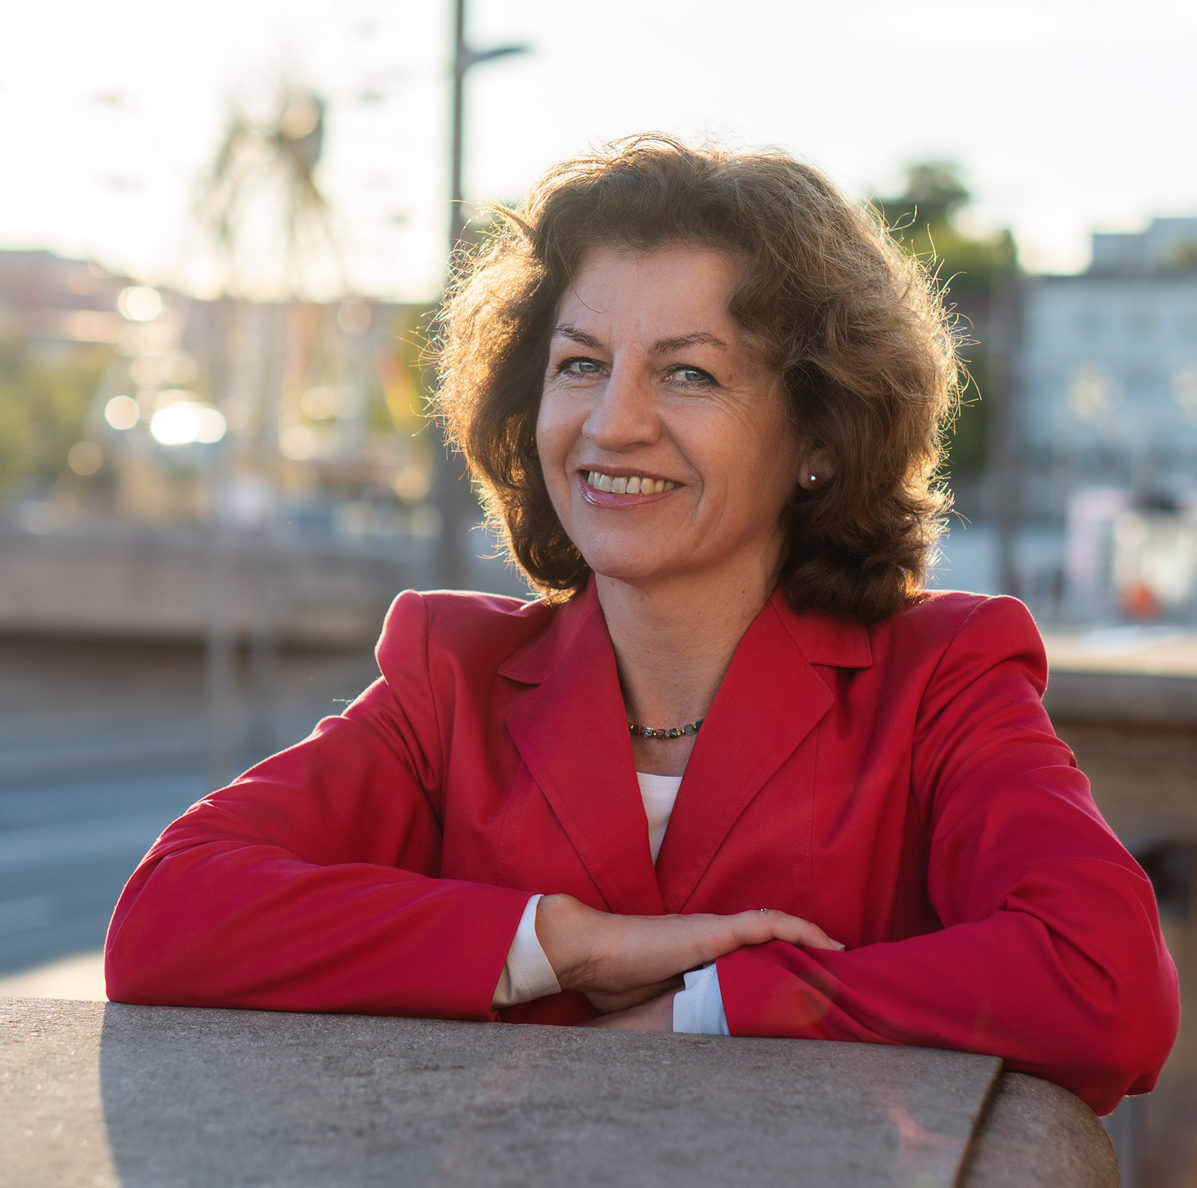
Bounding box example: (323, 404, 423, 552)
(716, 894, 1178, 1115)
(106, 834, 529, 1018)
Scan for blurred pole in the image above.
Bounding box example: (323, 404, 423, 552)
(988, 269, 1023, 600)
(436, 0, 528, 589)
(205, 298, 239, 790)
(246, 300, 286, 760)
(205, 446, 237, 791)
(449, 0, 468, 254)
(436, 0, 472, 590)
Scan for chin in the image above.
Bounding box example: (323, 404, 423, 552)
(580, 550, 665, 587)
(585, 560, 654, 586)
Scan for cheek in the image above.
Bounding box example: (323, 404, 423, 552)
(534, 394, 573, 506)
(535, 387, 580, 463)
(534, 398, 559, 472)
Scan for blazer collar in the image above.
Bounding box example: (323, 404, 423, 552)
(502, 583, 664, 915)
(653, 589, 871, 909)
(769, 585, 873, 670)
(500, 583, 873, 914)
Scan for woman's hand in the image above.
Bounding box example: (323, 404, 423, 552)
(584, 988, 678, 1031)
(535, 895, 842, 1014)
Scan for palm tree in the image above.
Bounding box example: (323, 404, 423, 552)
(188, 85, 353, 782)
(192, 88, 346, 299)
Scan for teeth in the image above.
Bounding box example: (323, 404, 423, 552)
(587, 470, 676, 494)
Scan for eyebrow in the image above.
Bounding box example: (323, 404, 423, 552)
(552, 324, 731, 354)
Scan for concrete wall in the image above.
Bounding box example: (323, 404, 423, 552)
(1045, 663, 1197, 1188)
(1, 527, 427, 644)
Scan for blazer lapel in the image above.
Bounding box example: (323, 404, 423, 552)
(502, 585, 665, 916)
(654, 590, 872, 912)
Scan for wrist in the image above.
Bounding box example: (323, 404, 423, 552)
(535, 894, 596, 992)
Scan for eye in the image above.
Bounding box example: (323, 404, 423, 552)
(666, 364, 716, 389)
(556, 356, 604, 377)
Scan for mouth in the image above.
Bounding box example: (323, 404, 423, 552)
(584, 469, 678, 495)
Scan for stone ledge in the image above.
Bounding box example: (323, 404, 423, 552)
(1045, 669, 1197, 726)
(1, 996, 1116, 1187)
(963, 1073, 1120, 1187)
(1043, 631, 1197, 726)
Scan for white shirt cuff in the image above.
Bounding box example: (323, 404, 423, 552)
(672, 963, 731, 1035)
(492, 894, 562, 1008)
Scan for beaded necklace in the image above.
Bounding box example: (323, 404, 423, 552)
(627, 718, 704, 741)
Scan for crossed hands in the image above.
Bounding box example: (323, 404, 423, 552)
(534, 894, 842, 1032)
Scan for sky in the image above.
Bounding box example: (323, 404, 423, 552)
(3, 0, 1197, 300)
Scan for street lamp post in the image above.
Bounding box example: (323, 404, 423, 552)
(437, 0, 528, 589)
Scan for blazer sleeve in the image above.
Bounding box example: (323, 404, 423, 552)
(714, 596, 1179, 1116)
(104, 592, 531, 1019)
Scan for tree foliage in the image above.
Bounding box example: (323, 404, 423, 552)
(872, 161, 1019, 478)
(873, 159, 1017, 293)
(0, 340, 110, 503)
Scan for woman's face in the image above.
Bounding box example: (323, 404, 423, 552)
(536, 242, 811, 597)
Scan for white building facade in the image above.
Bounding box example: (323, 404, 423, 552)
(1018, 220, 1197, 513)
(1014, 219, 1197, 621)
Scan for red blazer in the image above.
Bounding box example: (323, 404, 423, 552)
(105, 583, 1178, 1114)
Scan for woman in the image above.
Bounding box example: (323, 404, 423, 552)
(105, 136, 1178, 1116)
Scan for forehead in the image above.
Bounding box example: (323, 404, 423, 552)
(554, 242, 747, 331)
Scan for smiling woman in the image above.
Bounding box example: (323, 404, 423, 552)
(437, 136, 955, 625)
(105, 136, 1178, 1119)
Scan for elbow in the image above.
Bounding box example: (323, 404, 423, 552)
(1098, 927, 1181, 1104)
(103, 906, 156, 1004)
(103, 870, 179, 1005)
(103, 942, 140, 1004)
(1045, 961, 1181, 1116)
(1103, 977, 1180, 1100)
(1036, 876, 1182, 1114)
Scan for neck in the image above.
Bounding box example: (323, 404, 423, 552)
(596, 568, 777, 776)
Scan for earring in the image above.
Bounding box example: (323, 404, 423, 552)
(808, 474, 818, 483)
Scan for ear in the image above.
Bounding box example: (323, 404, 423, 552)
(796, 443, 835, 491)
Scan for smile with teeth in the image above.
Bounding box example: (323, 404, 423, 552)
(586, 470, 677, 495)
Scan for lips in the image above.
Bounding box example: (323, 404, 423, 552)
(585, 470, 678, 495)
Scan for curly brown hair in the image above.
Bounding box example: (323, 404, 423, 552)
(434, 135, 961, 622)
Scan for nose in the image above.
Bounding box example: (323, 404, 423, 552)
(582, 365, 660, 450)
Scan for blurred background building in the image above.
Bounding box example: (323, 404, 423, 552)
(6, 186, 1195, 638)
(1018, 218, 1197, 623)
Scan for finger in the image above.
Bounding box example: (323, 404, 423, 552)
(734, 909, 845, 951)
(649, 911, 836, 974)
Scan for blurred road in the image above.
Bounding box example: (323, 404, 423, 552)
(0, 636, 379, 981)
(0, 766, 205, 974)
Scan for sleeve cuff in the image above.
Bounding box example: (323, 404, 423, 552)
(672, 963, 731, 1035)
(492, 894, 562, 1008)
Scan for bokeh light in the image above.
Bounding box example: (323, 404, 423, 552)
(67, 441, 103, 475)
(117, 285, 163, 322)
(280, 425, 319, 460)
(149, 402, 227, 446)
(104, 394, 140, 430)
(299, 385, 339, 421)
